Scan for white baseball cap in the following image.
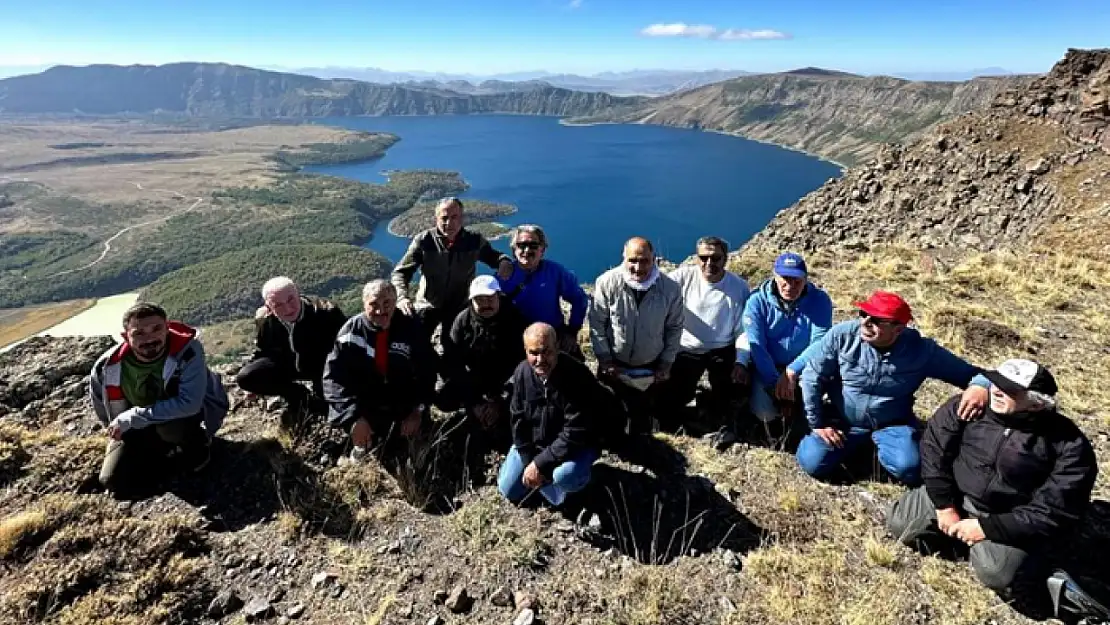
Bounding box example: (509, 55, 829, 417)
(468, 275, 501, 300)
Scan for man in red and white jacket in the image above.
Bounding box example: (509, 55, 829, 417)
(89, 302, 228, 496)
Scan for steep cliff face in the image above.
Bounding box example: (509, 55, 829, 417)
(571, 73, 1030, 165)
(0, 63, 638, 118)
(746, 49, 1110, 259)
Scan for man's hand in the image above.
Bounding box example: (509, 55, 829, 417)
(731, 363, 749, 385)
(814, 427, 845, 448)
(599, 361, 619, 377)
(775, 369, 799, 401)
(107, 423, 123, 440)
(474, 401, 500, 428)
(522, 461, 546, 489)
(957, 385, 989, 420)
(397, 298, 415, 317)
(350, 418, 373, 448)
(654, 364, 672, 383)
(949, 518, 986, 545)
(497, 258, 514, 280)
(936, 507, 961, 534)
(107, 412, 133, 440)
(400, 408, 422, 438)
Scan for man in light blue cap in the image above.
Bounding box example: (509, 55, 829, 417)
(740, 252, 833, 442)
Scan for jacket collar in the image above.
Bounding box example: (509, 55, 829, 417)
(109, 320, 197, 365)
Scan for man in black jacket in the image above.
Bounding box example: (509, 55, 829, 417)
(887, 359, 1097, 595)
(438, 275, 528, 436)
(322, 280, 436, 451)
(498, 322, 607, 506)
(391, 197, 514, 340)
(236, 277, 347, 424)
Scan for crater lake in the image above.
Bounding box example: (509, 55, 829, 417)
(308, 115, 842, 281)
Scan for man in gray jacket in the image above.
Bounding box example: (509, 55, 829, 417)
(89, 302, 229, 496)
(391, 197, 514, 340)
(589, 237, 685, 437)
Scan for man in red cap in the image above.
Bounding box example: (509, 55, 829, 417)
(796, 290, 990, 485)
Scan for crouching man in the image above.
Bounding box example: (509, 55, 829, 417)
(323, 280, 436, 453)
(887, 359, 1098, 598)
(500, 323, 606, 507)
(236, 276, 347, 426)
(90, 303, 229, 496)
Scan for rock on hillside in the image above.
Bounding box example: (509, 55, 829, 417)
(568, 72, 1029, 165)
(747, 48, 1110, 258)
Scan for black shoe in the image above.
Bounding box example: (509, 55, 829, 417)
(1049, 570, 1110, 624)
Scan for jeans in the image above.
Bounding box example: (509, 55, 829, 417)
(99, 415, 208, 495)
(750, 384, 779, 423)
(795, 423, 922, 485)
(497, 446, 599, 505)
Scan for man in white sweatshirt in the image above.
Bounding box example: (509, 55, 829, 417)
(660, 236, 751, 446)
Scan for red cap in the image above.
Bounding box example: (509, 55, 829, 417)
(854, 290, 912, 324)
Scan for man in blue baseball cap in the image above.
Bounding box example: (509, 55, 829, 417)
(739, 252, 833, 444)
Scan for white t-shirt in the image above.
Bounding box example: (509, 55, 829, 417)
(670, 265, 751, 361)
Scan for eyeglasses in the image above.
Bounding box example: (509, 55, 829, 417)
(516, 241, 542, 251)
(858, 310, 899, 327)
(697, 254, 723, 263)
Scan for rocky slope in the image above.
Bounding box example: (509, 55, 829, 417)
(0, 63, 639, 118)
(744, 48, 1110, 258)
(569, 72, 1031, 165)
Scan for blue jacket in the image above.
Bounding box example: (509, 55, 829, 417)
(743, 279, 834, 389)
(497, 259, 588, 330)
(801, 319, 986, 430)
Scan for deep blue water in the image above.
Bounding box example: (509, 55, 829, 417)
(307, 115, 841, 281)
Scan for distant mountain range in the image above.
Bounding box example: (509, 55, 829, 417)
(0, 61, 1034, 165)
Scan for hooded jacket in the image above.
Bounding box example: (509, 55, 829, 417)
(322, 311, 436, 431)
(89, 321, 229, 436)
(509, 355, 609, 478)
(743, 279, 834, 389)
(391, 227, 509, 313)
(922, 394, 1097, 545)
(441, 297, 528, 404)
(801, 319, 985, 430)
(252, 296, 347, 381)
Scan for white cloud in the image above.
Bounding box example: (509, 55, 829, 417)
(639, 23, 791, 41)
(567, 0, 584, 7)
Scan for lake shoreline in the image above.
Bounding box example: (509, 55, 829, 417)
(559, 118, 848, 171)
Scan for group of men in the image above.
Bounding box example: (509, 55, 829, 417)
(87, 196, 1100, 608)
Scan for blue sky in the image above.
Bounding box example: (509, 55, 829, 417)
(0, 0, 1106, 75)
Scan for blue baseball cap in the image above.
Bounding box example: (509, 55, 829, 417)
(773, 252, 808, 278)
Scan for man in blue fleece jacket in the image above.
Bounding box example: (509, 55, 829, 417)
(797, 290, 990, 485)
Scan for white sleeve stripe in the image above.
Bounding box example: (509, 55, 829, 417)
(337, 333, 375, 358)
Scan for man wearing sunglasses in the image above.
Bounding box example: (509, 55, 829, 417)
(742, 252, 833, 443)
(660, 236, 751, 446)
(796, 290, 990, 485)
(391, 197, 514, 341)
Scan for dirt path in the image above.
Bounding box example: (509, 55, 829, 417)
(44, 182, 205, 278)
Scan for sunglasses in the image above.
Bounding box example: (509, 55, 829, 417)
(858, 310, 900, 327)
(697, 254, 724, 263)
(516, 241, 542, 251)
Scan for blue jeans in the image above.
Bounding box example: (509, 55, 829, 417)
(795, 423, 921, 485)
(497, 446, 599, 505)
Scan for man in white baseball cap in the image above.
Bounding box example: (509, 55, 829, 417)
(887, 358, 1098, 604)
(438, 275, 528, 438)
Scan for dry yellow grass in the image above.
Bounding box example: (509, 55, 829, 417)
(0, 299, 95, 347)
(0, 510, 48, 559)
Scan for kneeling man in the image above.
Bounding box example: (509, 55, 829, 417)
(90, 303, 229, 496)
(323, 280, 436, 451)
(888, 359, 1097, 596)
(500, 323, 606, 506)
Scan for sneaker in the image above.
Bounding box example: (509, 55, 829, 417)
(1048, 570, 1110, 623)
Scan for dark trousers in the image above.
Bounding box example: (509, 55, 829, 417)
(236, 356, 320, 401)
(416, 303, 465, 343)
(887, 486, 1041, 594)
(658, 346, 744, 429)
(598, 359, 659, 437)
(99, 415, 208, 496)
